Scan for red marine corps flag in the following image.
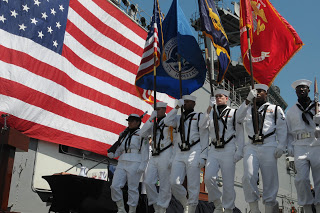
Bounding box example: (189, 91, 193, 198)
(240, 0, 303, 86)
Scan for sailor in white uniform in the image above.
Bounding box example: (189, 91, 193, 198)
(286, 79, 320, 213)
(237, 84, 287, 213)
(139, 102, 174, 213)
(164, 95, 209, 213)
(199, 89, 244, 213)
(107, 114, 149, 213)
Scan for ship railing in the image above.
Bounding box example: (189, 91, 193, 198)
(108, 0, 151, 30)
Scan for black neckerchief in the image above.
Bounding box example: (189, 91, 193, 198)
(296, 99, 315, 125)
(182, 109, 196, 125)
(256, 100, 267, 109)
(217, 105, 227, 114)
(298, 97, 311, 109)
(183, 109, 194, 117)
(124, 127, 139, 152)
(215, 105, 230, 129)
(157, 116, 165, 124)
(128, 127, 139, 134)
(118, 128, 129, 143)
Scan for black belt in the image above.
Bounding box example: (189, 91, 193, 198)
(248, 129, 276, 145)
(152, 143, 173, 156)
(179, 139, 200, 151)
(211, 135, 235, 148)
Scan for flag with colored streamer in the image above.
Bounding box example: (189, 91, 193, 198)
(135, 0, 163, 102)
(198, 0, 230, 83)
(136, 0, 207, 99)
(240, 0, 303, 86)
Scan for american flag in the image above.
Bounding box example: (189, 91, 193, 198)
(135, 0, 162, 100)
(0, 0, 174, 156)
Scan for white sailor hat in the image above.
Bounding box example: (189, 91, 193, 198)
(126, 114, 141, 121)
(255, 84, 269, 91)
(291, 79, 312, 89)
(214, 89, 230, 97)
(153, 102, 167, 108)
(182, 95, 196, 102)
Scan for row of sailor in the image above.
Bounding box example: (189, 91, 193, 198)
(107, 79, 320, 213)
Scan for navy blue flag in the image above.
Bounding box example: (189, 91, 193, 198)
(136, 0, 207, 99)
(198, 0, 230, 83)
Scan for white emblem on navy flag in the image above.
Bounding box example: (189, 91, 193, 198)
(162, 37, 199, 80)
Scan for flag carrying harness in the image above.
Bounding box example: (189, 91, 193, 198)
(248, 105, 278, 144)
(178, 112, 202, 151)
(211, 107, 237, 148)
(152, 118, 173, 156)
(122, 129, 143, 153)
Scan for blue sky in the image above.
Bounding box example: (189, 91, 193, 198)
(135, 0, 319, 109)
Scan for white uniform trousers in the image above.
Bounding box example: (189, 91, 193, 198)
(242, 145, 278, 206)
(204, 147, 236, 210)
(111, 160, 142, 206)
(170, 149, 200, 206)
(144, 147, 173, 208)
(294, 145, 320, 206)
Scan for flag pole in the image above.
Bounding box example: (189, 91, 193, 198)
(204, 36, 222, 147)
(203, 36, 214, 96)
(246, 26, 259, 137)
(152, 53, 159, 155)
(152, 0, 160, 155)
(315, 77, 319, 115)
(177, 54, 186, 149)
(315, 77, 319, 138)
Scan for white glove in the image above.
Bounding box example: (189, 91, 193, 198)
(287, 145, 294, 157)
(197, 158, 206, 168)
(233, 151, 243, 163)
(149, 110, 157, 121)
(247, 89, 257, 102)
(176, 99, 184, 108)
(274, 147, 284, 158)
(107, 152, 115, 159)
(209, 96, 216, 107)
(313, 113, 320, 125)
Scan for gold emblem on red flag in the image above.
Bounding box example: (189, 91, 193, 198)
(251, 1, 268, 35)
(240, 0, 303, 86)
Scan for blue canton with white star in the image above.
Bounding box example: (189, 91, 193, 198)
(0, 0, 70, 54)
